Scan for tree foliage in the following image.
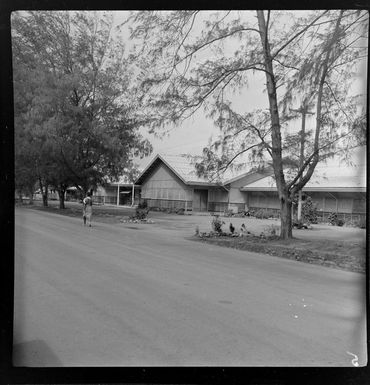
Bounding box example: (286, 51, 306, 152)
(12, 11, 152, 207)
(128, 10, 367, 238)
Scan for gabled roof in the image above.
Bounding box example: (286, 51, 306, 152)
(135, 153, 252, 186)
(135, 154, 212, 186)
(134, 147, 367, 192)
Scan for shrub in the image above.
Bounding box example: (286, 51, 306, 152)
(302, 197, 318, 224)
(255, 209, 269, 219)
(138, 200, 148, 209)
(337, 219, 345, 227)
(211, 215, 224, 234)
(263, 224, 279, 237)
(328, 212, 338, 226)
(293, 220, 306, 229)
(254, 209, 276, 219)
(327, 212, 346, 226)
(224, 209, 234, 217)
(134, 207, 149, 220)
(254, 209, 264, 219)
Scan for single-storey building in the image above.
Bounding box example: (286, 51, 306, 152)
(95, 176, 141, 206)
(241, 163, 366, 222)
(134, 150, 366, 221)
(134, 153, 273, 213)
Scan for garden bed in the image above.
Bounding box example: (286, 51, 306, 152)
(192, 234, 366, 273)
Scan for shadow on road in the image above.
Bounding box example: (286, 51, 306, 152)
(13, 339, 63, 366)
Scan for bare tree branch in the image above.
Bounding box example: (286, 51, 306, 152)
(272, 10, 329, 59)
(173, 26, 261, 68)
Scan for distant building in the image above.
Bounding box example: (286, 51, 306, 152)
(241, 161, 366, 222)
(133, 149, 366, 221)
(134, 154, 272, 213)
(95, 175, 141, 206)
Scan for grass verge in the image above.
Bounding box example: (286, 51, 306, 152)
(192, 235, 365, 273)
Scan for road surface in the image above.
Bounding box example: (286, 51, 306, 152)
(14, 208, 367, 366)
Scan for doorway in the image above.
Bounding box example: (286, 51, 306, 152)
(193, 189, 208, 212)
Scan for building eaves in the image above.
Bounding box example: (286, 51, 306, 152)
(135, 154, 189, 185)
(135, 154, 221, 186)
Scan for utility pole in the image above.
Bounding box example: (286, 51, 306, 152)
(117, 183, 120, 206)
(291, 103, 315, 221)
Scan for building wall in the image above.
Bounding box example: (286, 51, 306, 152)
(244, 190, 366, 220)
(247, 191, 280, 210)
(209, 188, 228, 203)
(141, 163, 193, 201)
(208, 188, 229, 212)
(140, 163, 194, 210)
(227, 171, 273, 213)
(140, 164, 234, 212)
(229, 187, 245, 204)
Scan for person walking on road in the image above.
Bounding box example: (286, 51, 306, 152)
(83, 192, 93, 227)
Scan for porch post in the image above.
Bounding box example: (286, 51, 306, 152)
(297, 190, 302, 221)
(131, 183, 135, 206)
(117, 184, 120, 206)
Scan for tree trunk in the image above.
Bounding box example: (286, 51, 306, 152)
(42, 193, 48, 207)
(257, 11, 293, 239)
(58, 189, 65, 209)
(39, 178, 48, 207)
(280, 196, 293, 239)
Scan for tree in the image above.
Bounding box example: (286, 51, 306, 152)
(12, 11, 152, 208)
(128, 10, 368, 239)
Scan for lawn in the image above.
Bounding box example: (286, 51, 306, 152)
(193, 233, 365, 273)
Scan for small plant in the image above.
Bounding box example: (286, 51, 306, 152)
(328, 212, 338, 226)
(254, 209, 276, 219)
(195, 226, 199, 236)
(224, 209, 234, 217)
(293, 220, 309, 229)
(255, 209, 266, 219)
(302, 197, 318, 224)
(138, 200, 148, 209)
(263, 224, 279, 237)
(327, 212, 345, 226)
(211, 215, 225, 234)
(133, 207, 149, 220)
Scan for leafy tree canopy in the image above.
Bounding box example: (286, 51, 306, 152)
(128, 10, 367, 238)
(128, 10, 367, 165)
(13, 11, 152, 203)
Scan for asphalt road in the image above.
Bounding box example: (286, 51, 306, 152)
(14, 207, 367, 366)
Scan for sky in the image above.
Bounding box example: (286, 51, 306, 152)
(108, 10, 367, 171)
(111, 11, 270, 168)
(14, 10, 367, 172)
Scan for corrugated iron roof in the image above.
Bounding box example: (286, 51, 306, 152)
(241, 164, 366, 192)
(134, 146, 366, 192)
(135, 153, 251, 185)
